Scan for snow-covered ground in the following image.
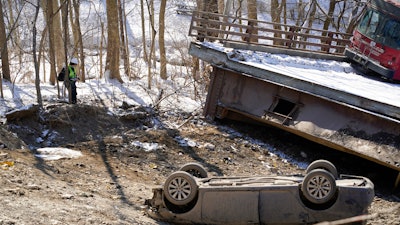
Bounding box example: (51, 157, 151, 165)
(2, 1, 201, 115)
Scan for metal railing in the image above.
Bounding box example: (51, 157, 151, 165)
(189, 11, 352, 56)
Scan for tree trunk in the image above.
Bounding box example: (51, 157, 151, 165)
(39, 28, 48, 85)
(53, 0, 65, 78)
(140, 0, 148, 64)
(219, 0, 230, 39)
(295, 0, 306, 26)
(282, 0, 287, 25)
(62, 0, 72, 103)
(146, 0, 156, 89)
(0, 0, 11, 83)
(159, 0, 167, 80)
(270, 0, 283, 44)
(197, 0, 219, 41)
(320, 0, 336, 52)
(232, 0, 244, 33)
(322, 0, 336, 32)
(100, 22, 104, 79)
(300, 0, 317, 49)
(149, 0, 156, 69)
(122, 4, 132, 80)
(246, 0, 258, 43)
(7, 0, 22, 65)
(118, 0, 129, 79)
(33, 0, 43, 106)
(72, 0, 85, 82)
(105, 0, 122, 83)
(43, 0, 57, 85)
(346, 2, 365, 34)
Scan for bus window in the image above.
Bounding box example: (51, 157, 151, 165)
(358, 10, 382, 38)
(382, 19, 400, 49)
(368, 12, 380, 36)
(358, 10, 372, 34)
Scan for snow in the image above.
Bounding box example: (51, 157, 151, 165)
(174, 136, 198, 147)
(35, 147, 83, 161)
(244, 55, 400, 108)
(205, 42, 400, 108)
(2, 0, 399, 168)
(131, 140, 165, 152)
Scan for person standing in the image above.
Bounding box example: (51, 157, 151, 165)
(58, 58, 79, 104)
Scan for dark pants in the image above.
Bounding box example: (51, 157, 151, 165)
(65, 80, 77, 104)
(70, 81, 77, 103)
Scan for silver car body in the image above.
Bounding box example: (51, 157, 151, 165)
(146, 163, 374, 225)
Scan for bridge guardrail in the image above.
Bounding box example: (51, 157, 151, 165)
(189, 11, 352, 56)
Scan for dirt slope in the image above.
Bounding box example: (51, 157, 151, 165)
(0, 103, 399, 225)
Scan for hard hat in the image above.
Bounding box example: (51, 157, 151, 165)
(70, 58, 78, 65)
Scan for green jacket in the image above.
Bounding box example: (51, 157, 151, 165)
(68, 66, 77, 79)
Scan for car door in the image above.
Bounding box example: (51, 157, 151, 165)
(259, 188, 307, 224)
(200, 189, 260, 224)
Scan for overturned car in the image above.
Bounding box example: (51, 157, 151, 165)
(146, 160, 374, 225)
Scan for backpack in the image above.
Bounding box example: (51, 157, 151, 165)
(58, 68, 65, 81)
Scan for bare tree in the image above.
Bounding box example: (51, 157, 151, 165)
(140, 0, 148, 64)
(71, 0, 85, 82)
(319, 0, 337, 51)
(100, 22, 105, 79)
(53, 0, 65, 78)
(32, 0, 43, 106)
(294, 0, 307, 26)
(118, 0, 130, 79)
(42, 0, 57, 85)
(299, 0, 317, 49)
(232, 0, 244, 33)
(322, 0, 336, 31)
(219, 0, 232, 39)
(62, 0, 72, 103)
(145, 0, 156, 88)
(6, 0, 22, 64)
(346, 1, 365, 33)
(0, 0, 11, 83)
(282, 0, 287, 25)
(105, 0, 122, 83)
(159, 0, 167, 80)
(271, 0, 284, 44)
(246, 0, 258, 42)
(206, 0, 220, 40)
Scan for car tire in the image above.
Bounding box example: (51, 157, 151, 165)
(179, 162, 208, 178)
(164, 171, 198, 206)
(306, 160, 338, 179)
(302, 169, 337, 205)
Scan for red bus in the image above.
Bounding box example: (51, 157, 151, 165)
(345, 0, 400, 81)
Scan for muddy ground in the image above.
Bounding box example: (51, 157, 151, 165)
(0, 102, 399, 225)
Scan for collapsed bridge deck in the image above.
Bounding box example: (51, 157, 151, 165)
(189, 41, 400, 187)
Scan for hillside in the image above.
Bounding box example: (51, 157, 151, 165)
(0, 102, 399, 224)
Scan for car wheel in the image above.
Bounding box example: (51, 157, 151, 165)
(164, 171, 198, 206)
(302, 169, 337, 205)
(179, 162, 208, 178)
(306, 160, 338, 179)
